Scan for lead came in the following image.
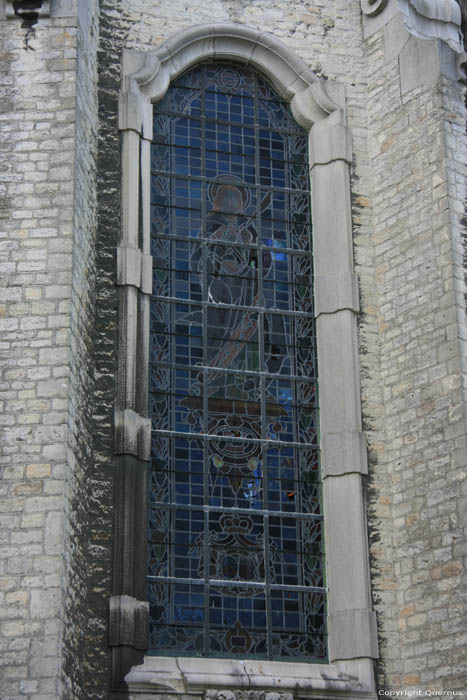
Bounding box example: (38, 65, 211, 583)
(147, 62, 326, 661)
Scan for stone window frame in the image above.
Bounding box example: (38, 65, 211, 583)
(111, 23, 378, 699)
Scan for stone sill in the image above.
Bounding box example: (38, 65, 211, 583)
(124, 656, 376, 699)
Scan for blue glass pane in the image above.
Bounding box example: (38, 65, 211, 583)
(258, 99, 301, 131)
(156, 86, 202, 115)
(204, 64, 255, 96)
(148, 62, 324, 662)
(206, 149, 256, 182)
(205, 123, 255, 155)
(173, 69, 203, 89)
(152, 239, 202, 301)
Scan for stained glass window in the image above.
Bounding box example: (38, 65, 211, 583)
(148, 62, 326, 661)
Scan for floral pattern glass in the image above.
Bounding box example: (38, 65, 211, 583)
(148, 63, 326, 661)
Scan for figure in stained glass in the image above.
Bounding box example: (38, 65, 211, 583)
(148, 61, 325, 661)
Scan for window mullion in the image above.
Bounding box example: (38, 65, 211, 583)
(199, 68, 211, 657)
(253, 72, 273, 662)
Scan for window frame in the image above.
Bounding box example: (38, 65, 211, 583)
(111, 23, 378, 699)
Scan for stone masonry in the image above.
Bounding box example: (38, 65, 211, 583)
(361, 10, 467, 689)
(0, 0, 467, 698)
(0, 2, 78, 698)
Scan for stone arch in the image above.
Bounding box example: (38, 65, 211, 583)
(113, 23, 378, 698)
(119, 23, 345, 133)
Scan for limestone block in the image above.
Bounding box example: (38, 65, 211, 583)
(108, 594, 149, 650)
(457, 495, 467, 525)
(384, 10, 411, 64)
(399, 34, 440, 94)
(317, 311, 361, 432)
(117, 246, 142, 289)
(323, 474, 372, 612)
(321, 430, 368, 477)
(329, 609, 379, 661)
(44, 511, 64, 555)
(117, 246, 153, 294)
(314, 272, 359, 316)
(30, 588, 61, 619)
(310, 123, 352, 167)
(114, 409, 151, 461)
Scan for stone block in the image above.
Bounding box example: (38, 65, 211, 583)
(114, 409, 151, 461)
(329, 609, 379, 661)
(25, 463, 51, 479)
(384, 10, 410, 64)
(20, 680, 38, 694)
(399, 35, 440, 95)
(457, 496, 467, 526)
(30, 588, 61, 619)
(310, 123, 352, 167)
(108, 595, 149, 650)
(321, 430, 368, 477)
(44, 511, 64, 555)
(314, 272, 359, 315)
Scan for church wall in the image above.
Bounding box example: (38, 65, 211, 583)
(360, 4, 467, 692)
(0, 0, 466, 698)
(442, 73, 467, 433)
(94, 3, 375, 699)
(73, 0, 467, 697)
(62, 0, 101, 698)
(0, 2, 79, 699)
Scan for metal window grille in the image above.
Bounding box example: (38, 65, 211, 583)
(148, 62, 326, 660)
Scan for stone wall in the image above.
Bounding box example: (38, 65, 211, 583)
(0, 3, 78, 699)
(94, 2, 376, 698)
(0, 0, 466, 698)
(360, 4, 467, 693)
(62, 0, 100, 698)
(94, 0, 467, 695)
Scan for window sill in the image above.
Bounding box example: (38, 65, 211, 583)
(124, 655, 377, 699)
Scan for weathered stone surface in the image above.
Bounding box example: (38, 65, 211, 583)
(0, 3, 80, 697)
(1, 0, 467, 698)
(108, 594, 149, 649)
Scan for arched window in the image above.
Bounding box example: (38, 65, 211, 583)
(147, 63, 325, 660)
(113, 25, 377, 694)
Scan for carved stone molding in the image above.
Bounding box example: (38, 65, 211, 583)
(205, 693, 293, 700)
(362, 0, 464, 56)
(124, 655, 377, 696)
(110, 594, 149, 692)
(119, 23, 347, 139)
(398, 0, 463, 52)
(457, 52, 467, 83)
(116, 23, 377, 698)
(321, 430, 368, 477)
(114, 409, 151, 461)
(361, 0, 389, 16)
